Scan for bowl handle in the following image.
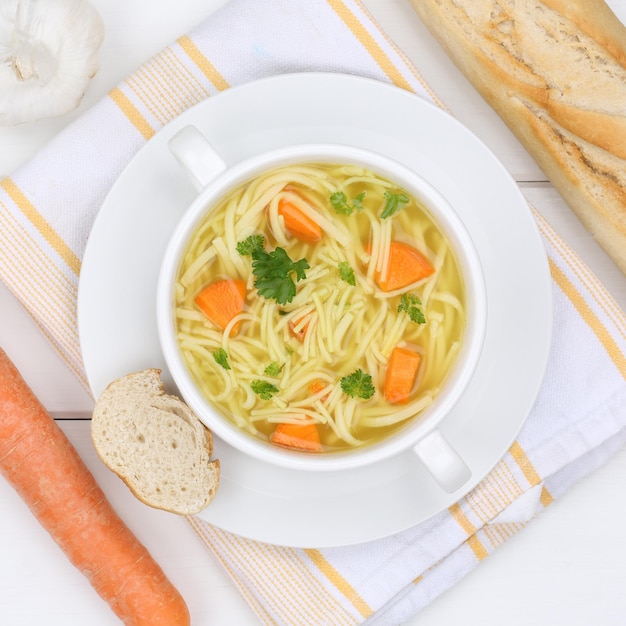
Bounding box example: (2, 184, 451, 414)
(168, 125, 227, 190)
(412, 429, 471, 493)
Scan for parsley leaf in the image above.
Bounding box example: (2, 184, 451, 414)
(250, 380, 279, 400)
(397, 293, 426, 324)
(338, 261, 356, 286)
(380, 191, 410, 219)
(212, 347, 231, 370)
(238, 237, 309, 305)
(236, 234, 265, 256)
(250, 246, 309, 305)
(340, 369, 375, 400)
(330, 191, 365, 216)
(264, 362, 283, 377)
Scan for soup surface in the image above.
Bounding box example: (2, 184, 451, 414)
(174, 162, 466, 453)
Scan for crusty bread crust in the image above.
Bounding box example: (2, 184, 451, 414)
(91, 369, 220, 515)
(409, 0, 626, 275)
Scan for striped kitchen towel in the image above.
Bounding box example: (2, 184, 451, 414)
(0, 0, 624, 624)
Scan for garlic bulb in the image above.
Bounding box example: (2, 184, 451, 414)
(0, 0, 104, 125)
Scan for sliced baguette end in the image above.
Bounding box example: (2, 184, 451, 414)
(409, 0, 626, 276)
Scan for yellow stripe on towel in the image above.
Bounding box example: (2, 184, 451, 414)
(177, 35, 231, 91)
(448, 503, 488, 560)
(509, 441, 542, 486)
(540, 485, 554, 507)
(549, 258, 626, 379)
(108, 87, 156, 140)
(467, 534, 489, 560)
(0, 178, 81, 277)
(532, 208, 626, 339)
(305, 549, 374, 619)
(184, 517, 276, 625)
(187, 519, 356, 625)
(448, 502, 475, 535)
(327, 0, 413, 91)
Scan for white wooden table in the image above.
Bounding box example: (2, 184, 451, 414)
(1, 1, 625, 624)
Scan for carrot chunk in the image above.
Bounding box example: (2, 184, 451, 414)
(0, 349, 190, 625)
(288, 315, 310, 342)
(195, 278, 246, 336)
(278, 197, 323, 243)
(270, 420, 323, 451)
(375, 241, 435, 292)
(384, 346, 421, 404)
(308, 379, 327, 395)
(307, 379, 330, 402)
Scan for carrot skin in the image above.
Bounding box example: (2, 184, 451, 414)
(0, 349, 190, 626)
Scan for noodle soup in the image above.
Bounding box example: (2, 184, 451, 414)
(172, 161, 467, 454)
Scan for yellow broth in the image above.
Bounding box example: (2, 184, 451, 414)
(174, 162, 466, 453)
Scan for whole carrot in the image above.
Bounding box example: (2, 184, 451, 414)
(0, 349, 190, 625)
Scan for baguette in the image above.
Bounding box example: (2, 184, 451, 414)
(408, 0, 626, 275)
(91, 369, 220, 515)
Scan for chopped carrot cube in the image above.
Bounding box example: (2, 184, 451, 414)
(384, 346, 421, 404)
(195, 279, 246, 336)
(308, 379, 330, 401)
(308, 379, 327, 395)
(270, 420, 322, 452)
(375, 241, 435, 292)
(278, 197, 323, 243)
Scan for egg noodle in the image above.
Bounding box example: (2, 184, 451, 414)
(174, 163, 465, 452)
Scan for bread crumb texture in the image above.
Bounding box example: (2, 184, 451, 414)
(91, 369, 220, 515)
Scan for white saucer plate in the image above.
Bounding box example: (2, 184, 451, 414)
(78, 73, 552, 548)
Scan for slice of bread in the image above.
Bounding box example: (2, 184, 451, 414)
(91, 369, 220, 515)
(408, 0, 626, 275)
